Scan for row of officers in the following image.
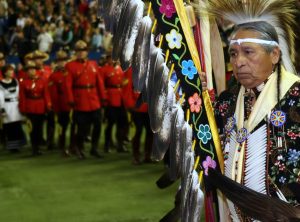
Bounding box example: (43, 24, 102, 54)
(0, 40, 152, 164)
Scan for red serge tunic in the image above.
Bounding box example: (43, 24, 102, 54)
(19, 76, 51, 114)
(102, 64, 126, 107)
(48, 67, 71, 113)
(65, 60, 106, 111)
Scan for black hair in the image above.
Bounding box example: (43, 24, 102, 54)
(277, 55, 282, 105)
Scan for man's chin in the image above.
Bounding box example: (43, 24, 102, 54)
(239, 80, 256, 89)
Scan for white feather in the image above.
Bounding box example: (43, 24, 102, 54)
(227, 200, 241, 222)
(244, 124, 267, 194)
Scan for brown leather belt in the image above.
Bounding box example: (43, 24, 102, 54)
(73, 84, 95, 89)
(27, 95, 43, 99)
(107, 85, 121, 89)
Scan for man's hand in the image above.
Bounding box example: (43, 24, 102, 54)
(198, 72, 207, 91)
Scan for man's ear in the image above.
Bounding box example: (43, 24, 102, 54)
(271, 47, 280, 65)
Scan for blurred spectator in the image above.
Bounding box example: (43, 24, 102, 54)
(71, 16, 85, 45)
(37, 25, 53, 53)
(0, 0, 114, 66)
(53, 19, 65, 51)
(13, 29, 29, 65)
(16, 12, 26, 29)
(90, 28, 102, 51)
(0, 0, 8, 17)
(78, 0, 89, 15)
(60, 22, 73, 51)
(102, 31, 113, 53)
(23, 17, 38, 53)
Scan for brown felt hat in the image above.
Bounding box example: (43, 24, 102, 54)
(24, 61, 37, 70)
(0, 52, 4, 60)
(74, 40, 88, 51)
(55, 50, 69, 61)
(32, 50, 49, 61)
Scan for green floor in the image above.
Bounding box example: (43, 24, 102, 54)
(0, 147, 178, 222)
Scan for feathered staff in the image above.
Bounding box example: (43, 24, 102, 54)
(98, 0, 223, 221)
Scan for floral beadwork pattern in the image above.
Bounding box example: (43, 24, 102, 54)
(287, 149, 300, 167)
(153, 0, 220, 181)
(197, 124, 212, 144)
(188, 93, 202, 113)
(215, 100, 230, 117)
(214, 81, 300, 205)
(181, 59, 197, 80)
(159, 0, 176, 18)
(166, 29, 182, 49)
(202, 156, 217, 175)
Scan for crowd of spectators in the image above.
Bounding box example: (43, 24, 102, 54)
(0, 0, 112, 64)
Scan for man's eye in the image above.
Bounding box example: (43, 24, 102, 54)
(245, 50, 253, 55)
(229, 52, 237, 58)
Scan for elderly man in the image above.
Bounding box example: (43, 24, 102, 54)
(200, 16, 300, 222)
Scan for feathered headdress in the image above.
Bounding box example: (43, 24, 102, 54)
(204, 0, 297, 73)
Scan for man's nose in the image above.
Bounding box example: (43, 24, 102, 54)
(235, 54, 246, 68)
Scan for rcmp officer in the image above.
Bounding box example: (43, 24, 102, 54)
(48, 50, 71, 156)
(102, 55, 129, 153)
(19, 61, 52, 156)
(32, 50, 52, 80)
(65, 40, 106, 159)
(17, 52, 34, 83)
(32, 50, 54, 150)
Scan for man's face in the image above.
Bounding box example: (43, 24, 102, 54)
(58, 60, 66, 68)
(229, 30, 280, 89)
(0, 59, 5, 67)
(76, 50, 88, 60)
(28, 68, 36, 78)
(35, 58, 43, 68)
